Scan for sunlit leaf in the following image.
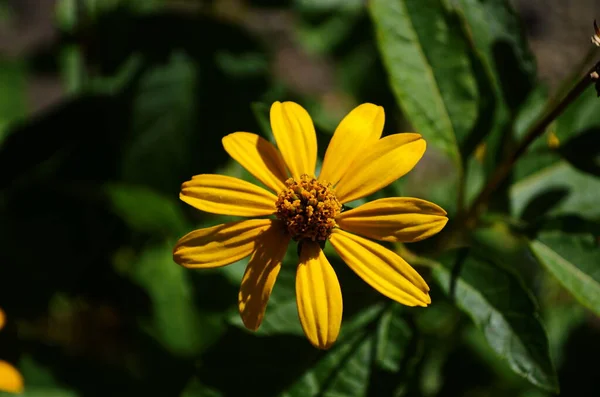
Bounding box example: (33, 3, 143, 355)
(370, 0, 479, 214)
(432, 252, 559, 392)
(530, 224, 600, 316)
(511, 161, 600, 220)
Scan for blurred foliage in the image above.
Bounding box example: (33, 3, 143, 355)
(0, 0, 599, 396)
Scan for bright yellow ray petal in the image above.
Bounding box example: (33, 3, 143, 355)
(329, 229, 430, 306)
(238, 224, 291, 331)
(222, 132, 289, 193)
(0, 360, 24, 394)
(296, 241, 342, 350)
(319, 103, 384, 186)
(270, 101, 317, 179)
(0, 307, 5, 330)
(180, 174, 277, 217)
(334, 133, 426, 204)
(173, 219, 274, 268)
(337, 197, 448, 242)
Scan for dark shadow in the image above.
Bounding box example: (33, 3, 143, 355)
(558, 127, 600, 177)
(520, 187, 570, 224)
(492, 40, 535, 113)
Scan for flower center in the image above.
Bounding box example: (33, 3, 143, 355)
(275, 175, 341, 242)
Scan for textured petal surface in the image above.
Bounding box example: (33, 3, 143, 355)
(296, 241, 342, 350)
(180, 174, 277, 217)
(330, 229, 430, 306)
(337, 197, 448, 242)
(238, 223, 291, 331)
(319, 103, 384, 186)
(270, 101, 317, 179)
(0, 360, 23, 393)
(173, 219, 273, 268)
(335, 133, 426, 204)
(222, 132, 288, 193)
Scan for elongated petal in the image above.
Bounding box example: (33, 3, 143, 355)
(0, 361, 23, 393)
(270, 101, 317, 179)
(181, 174, 277, 216)
(337, 197, 448, 242)
(173, 219, 274, 268)
(223, 132, 288, 193)
(319, 103, 384, 185)
(239, 224, 291, 331)
(335, 134, 426, 204)
(329, 229, 430, 306)
(296, 241, 342, 349)
(0, 307, 4, 330)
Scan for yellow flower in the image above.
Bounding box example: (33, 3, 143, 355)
(0, 308, 24, 394)
(173, 102, 448, 349)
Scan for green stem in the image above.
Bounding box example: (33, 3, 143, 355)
(463, 60, 600, 228)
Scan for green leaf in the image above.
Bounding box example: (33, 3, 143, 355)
(120, 52, 197, 192)
(370, 0, 478, 163)
(0, 60, 27, 141)
(511, 161, 600, 220)
(279, 305, 383, 397)
(370, 0, 477, 163)
(432, 252, 559, 392)
(530, 225, 600, 316)
(375, 304, 413, 372)
(453, 0, 535, 113)
(370, 0, 480, 214)
(104, 183, 189, 237)
(116, 242, 225, 357)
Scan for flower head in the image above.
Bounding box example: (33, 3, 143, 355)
(0, 308, 24, 394)
(174, 102, 448, 349)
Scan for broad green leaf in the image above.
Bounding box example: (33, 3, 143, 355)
(556, 88, 600, 141)
(279, 305, 383, 397)
(0, 60, 27, 141)
(375, 304, 412, 372)
(104, 183, 189, 237)
(511, 161, 600, 220)
(120, 52, 197, 193)
(370, 0, 478, 163)
(530, 228, 600, 316)
(453, 0, 535, 113)
(117, 242, 225, 356)
(370, 0, 479, 214)
(432, 252, 558, 392)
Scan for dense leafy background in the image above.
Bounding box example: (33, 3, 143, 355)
(0, 0, 599, 396)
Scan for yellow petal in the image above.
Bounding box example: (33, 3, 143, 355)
(270, 101, 317, 179)
(180, 174, 277, 217)
(0, 360, 24, 393)
(319, 103, 384, 186)
(238, 224, 291, 331)
(337, 197, 448, 242)
(334, 133, 426, 204)
(296, 241, 342, 350)
(222, 132, 289, 193)
(173, 219, 274, 268)
(329, 229, 430, 306)
(0, 307, 4, 330)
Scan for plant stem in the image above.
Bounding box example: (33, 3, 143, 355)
(463, 60, 600, 228)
